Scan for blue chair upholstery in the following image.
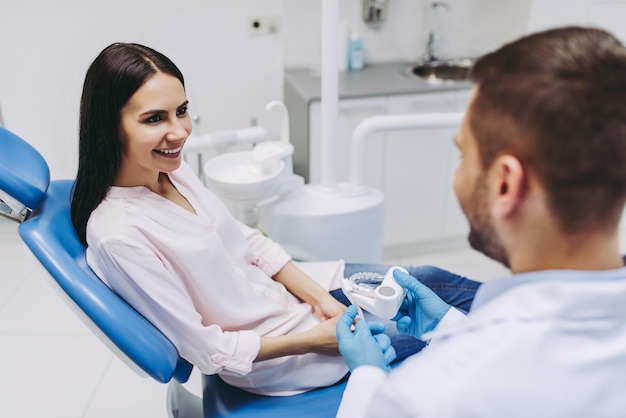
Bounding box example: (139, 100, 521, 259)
(19, 180, 194, 384)
(200, 374, 347, 417)
(1, 126, 349, 417)
(0, 127, 49, 211)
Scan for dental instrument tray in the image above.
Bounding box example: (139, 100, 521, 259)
(341, 266, 408, 319)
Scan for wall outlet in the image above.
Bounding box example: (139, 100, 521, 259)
(248, 16, 280, 35)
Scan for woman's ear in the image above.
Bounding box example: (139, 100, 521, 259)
(490, 155, 525, 219)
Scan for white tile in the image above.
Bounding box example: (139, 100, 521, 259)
(0, 218, 24, 242)
(0, 271, 91, 335)
(0, 219, 38, 309)
(0, 237, 31, 264)
(0, 259, 33, 308)
(83, 356, 170, 418)
(0, 216, 18, 234)
(0, 245, 32, 267)
(0, 334, 112, 418)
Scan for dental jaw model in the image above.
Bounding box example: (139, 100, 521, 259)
(341, 266, 408, 320)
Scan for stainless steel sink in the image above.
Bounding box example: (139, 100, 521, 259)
(405, 59, 473, 82)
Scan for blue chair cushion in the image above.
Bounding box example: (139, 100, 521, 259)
(202, 374, 347, 417)
(0, 127, 50, 210)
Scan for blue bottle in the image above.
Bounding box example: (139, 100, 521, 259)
(347, 29, 365, 71)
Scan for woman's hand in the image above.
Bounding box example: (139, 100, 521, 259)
(311, 293, 347, 320)
(256, 313, 343, 361)
(302, 313, 342, 355)
(273, 261, 346, 320)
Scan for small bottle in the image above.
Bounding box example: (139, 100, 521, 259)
(347, 29, 365, 71)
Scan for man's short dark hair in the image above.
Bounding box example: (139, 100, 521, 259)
(469, 26, 626, 233)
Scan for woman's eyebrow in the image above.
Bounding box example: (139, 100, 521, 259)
(139, 109, 166, 116)
(139, 100, 189, 116)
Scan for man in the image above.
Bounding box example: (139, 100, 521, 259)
(336, 26, 626, 417)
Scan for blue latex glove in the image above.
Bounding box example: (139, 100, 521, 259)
(392, 268, 452, 339)
(336, 305, 397, 372)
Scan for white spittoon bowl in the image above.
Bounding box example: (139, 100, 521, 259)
(203, 151, 285, 203)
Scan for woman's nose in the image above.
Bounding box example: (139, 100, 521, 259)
(167, 117, 191, 140)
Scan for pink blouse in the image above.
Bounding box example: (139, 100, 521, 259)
(86, 162, 347, 395)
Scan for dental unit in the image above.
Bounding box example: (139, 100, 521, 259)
(0, 1, 467, 416)
(183, 0, 464, 264)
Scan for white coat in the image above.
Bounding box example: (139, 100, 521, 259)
(338, 267, 626, 417)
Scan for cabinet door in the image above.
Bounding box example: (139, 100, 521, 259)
(309, 97, 388, 188)
(384, 91, 466, 247)
(442, 89, 472, 238)
(442, 140, 469, 238)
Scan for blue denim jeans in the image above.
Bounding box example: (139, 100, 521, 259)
(330, 263, 481, 362)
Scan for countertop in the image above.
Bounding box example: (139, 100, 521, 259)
(284, 61, 473, 103)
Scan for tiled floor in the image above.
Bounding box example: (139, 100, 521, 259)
(1, 216, 623, 417)
(0, 218, 171, 418)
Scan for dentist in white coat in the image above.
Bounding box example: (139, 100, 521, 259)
(336, 26, 626, 418)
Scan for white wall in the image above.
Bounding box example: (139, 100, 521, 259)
(283, 0, 531, 69)
(1, 0, 529, 180)
(527, 0, 626, 41)
(0, 0, 282, 179)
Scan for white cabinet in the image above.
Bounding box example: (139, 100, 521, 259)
(383, 92, 468, 247)
(307, 89, 471, 251)
(443, 89, 473, 239)
(309, 97, 387, 188)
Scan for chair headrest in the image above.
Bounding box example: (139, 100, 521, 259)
(0, 127, 50, 216)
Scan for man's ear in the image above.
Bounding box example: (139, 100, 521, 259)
(490, 155, 525, 219)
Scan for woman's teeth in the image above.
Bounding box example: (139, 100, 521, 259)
(155, 146, 182, 155)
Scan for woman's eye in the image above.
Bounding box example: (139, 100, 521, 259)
(145, 114, 162, 123)
(177, 106, 188, 116)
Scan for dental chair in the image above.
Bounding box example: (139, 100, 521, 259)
(0, 126, 348, 417)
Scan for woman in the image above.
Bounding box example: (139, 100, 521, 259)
(71, 42, 481, 396)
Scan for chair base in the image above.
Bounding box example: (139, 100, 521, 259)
(167, 380, 203, 418)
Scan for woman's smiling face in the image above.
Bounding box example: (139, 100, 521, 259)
(116, 71, 192, 187)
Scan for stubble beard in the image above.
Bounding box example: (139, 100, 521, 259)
(465, 176, 510, 268)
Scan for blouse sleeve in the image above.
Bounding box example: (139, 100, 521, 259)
(238, 223, 291, 277)
(89, 236, 261, 376)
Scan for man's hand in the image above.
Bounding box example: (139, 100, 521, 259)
(392, 268, 452, 339)
(336, 305, 396, 372)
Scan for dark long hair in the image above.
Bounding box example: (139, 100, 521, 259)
(71, 43, 185, 245)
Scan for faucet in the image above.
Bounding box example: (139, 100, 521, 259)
(425, 1, 451, 62)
